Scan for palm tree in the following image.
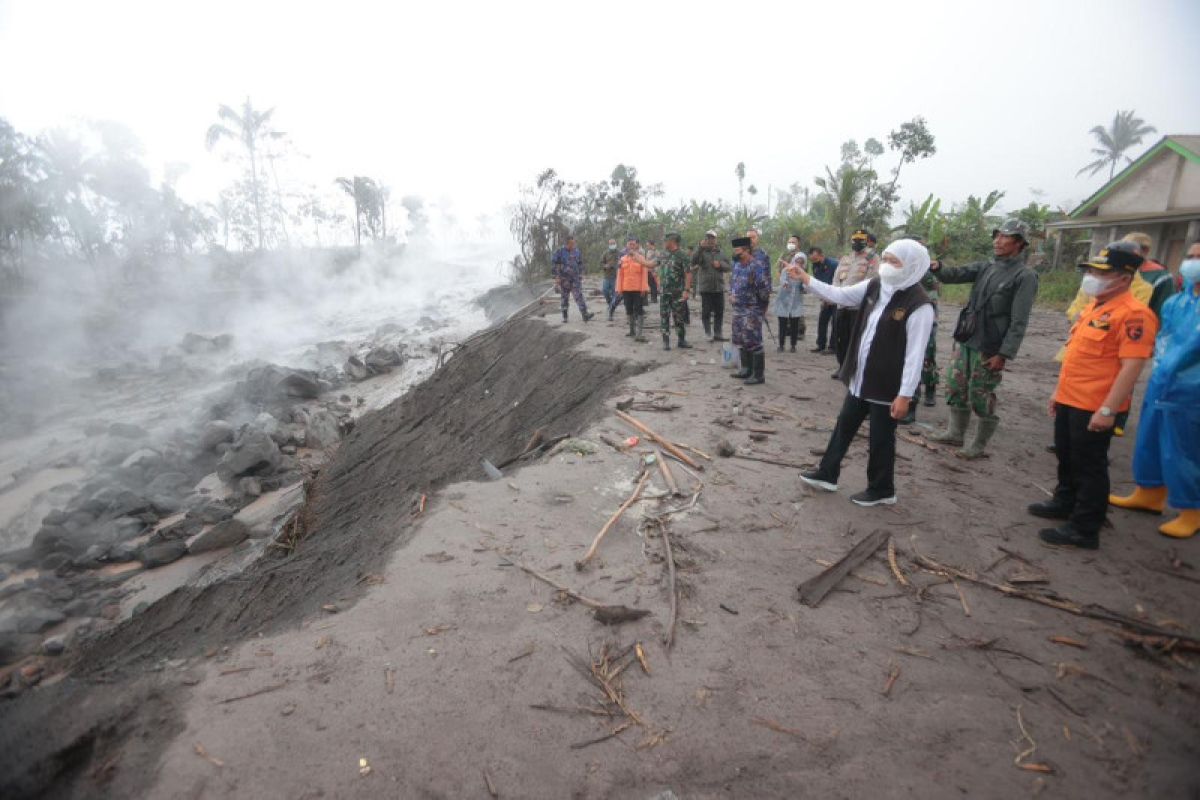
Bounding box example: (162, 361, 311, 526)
(734, 162, 746, 210)
(813, 164, 872, 249)
(205, 98, 284, 249)
(334, 176, 379, 248)
(1077, 110, 1157, 181)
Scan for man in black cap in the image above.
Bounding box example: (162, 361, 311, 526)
(1030, 241, 1157, 549)
(729, 236, 771, 384)
(692, 230, 731, 341)
(808, 247, 840, 353)
(930, 218, 1039, 459)
(832, 229, 880, 374)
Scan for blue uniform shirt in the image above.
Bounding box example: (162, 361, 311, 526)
(552, 247, 584, 281)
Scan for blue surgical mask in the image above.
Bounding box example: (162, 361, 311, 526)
(1181, 258, 1200, 286)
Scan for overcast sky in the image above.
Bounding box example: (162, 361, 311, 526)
(2, 0, 1198, 226)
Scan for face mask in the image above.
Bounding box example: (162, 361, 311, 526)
(786, 242, 797, 252)
(1080, 273, 1110, 296)
(608, 245, 617, 251)
(851, 241, 865, 252)
(879, 264, 906, 286)
(1181, 258, 1200, 285)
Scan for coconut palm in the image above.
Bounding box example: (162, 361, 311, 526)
(334, 176, 379, 248)
(1077, 110, 1157, 181)
(205, 98, 284, 249)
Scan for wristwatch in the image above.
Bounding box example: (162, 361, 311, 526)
(1098, 406, 1114, 417)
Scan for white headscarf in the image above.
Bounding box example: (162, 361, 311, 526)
(880, 239, 931, 290)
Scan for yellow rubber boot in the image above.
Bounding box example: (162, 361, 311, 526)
(1160, 510, 1200, 539)
(1108, 485, 1167, 513)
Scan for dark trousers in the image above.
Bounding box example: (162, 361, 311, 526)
(1053, 403, 1115, 535)
(700, 291, 724, 334)
(818, 393, 897, 496)
(648, 272, 659, 303)
(778, 317, 802, 348)
(834, 309, 858, 365)
(816, 303, 836, 350)
(623, 292, 644, 318)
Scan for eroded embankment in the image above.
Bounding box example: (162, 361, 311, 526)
(0, 314, 645, 800)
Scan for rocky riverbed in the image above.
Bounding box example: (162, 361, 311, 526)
(0, 245, 528, 679)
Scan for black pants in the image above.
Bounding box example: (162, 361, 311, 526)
(817, 393, 897, 496)
(648, 272, 659, 303)
(700, 291, 724, 333)
(816, 303, 836, 350)
(834, 309, 858, 365)
(1052, 403, 1115, 535)
(778, 317, 802, 348)
(623, 292, 644, 318)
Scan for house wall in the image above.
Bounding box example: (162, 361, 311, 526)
(1096, 150, 1179, 215)
(1087, 218, 1199, 269)
(1171, 159, 1200, 208)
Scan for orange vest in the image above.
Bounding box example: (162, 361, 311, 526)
(1054, 291, 1157, 412)
(617, 255, 650, 293)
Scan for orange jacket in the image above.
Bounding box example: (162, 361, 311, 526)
(1054, 290, 1157, 412)
(617, 255, 650, 294)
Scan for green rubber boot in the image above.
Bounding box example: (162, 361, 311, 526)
(957, 417, 999, 460)
(931, 408, 970, 447)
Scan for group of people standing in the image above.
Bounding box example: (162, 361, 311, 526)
(551, 224, 1200, 548)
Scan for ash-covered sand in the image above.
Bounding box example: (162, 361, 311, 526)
(3, 284, 1198, 799)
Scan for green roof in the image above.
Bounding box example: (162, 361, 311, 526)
(1070, 135, 1200, 219)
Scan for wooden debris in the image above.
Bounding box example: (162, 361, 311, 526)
(797, 529, 890, 607)
(570, 720, 633, 749)
(719, 603, 739, 615)
(576, 470, 650, 569)
(659, 519, 679, 650)
(193, 743, 224, 768)
(913, 550, 1200, 645)
(1049, 636, 1088, 649)
(882, 664, 901, 697)
(887, 537, 910, 588)
(1013, 705, 1053, 773)
(384, 664, 396, 695)
(508, 559, 651, 622)
(732, 453, 806, 470)
(614, 410, 701, 470)
(654, 448, 682, 497)
(635, 643, 652, 675)
(951, 579, 972, 617)
(483, 768, 499, 798)
(218, 666, 256, 676)
(752, 716, 805, 738)
(218, 682, 288, 704)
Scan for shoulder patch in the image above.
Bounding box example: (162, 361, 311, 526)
(1124, 318, 1145, 342)
(892, 308, 907, 321)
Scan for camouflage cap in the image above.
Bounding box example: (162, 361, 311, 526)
(992, 218, 1030, 240)
(1079, 241, 1144, 273)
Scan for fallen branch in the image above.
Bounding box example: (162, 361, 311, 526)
(654, 448, 682, 497)
(576, 470, 650, 569)
(732, 453, 805, 470)
(659, 519, 679, 651)
(887, 537, 910, 588)
(882, 664, 901, 697)
(569, 720, 633, 749)
(506, 558, 652, 623)
(913, 550, 1200, 645)
(614, 410, 700, 470)
(752, 717, 806, 738)
(797, 529, 890, 607)
(218, 682, 288, 704)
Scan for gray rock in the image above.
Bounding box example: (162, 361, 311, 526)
(108, 422, 149, 439)
(199, 420, 235, 451)
(71, 545, 107, 570)
(146, 471, 191, 495)
(252, 412, 287, 444)
(39, 553, 70, 572)
(237, 477, 262, 498)
(234, 482, 305, 539)
(344, 356, 371, 382)
(108, 541, 140, 562)
(121, 448, 162, 471)
(186, 500, 232, 524)
(139, 539, 188, 568)
(187, 518, 249, 554)
(280, 370, 321, 399)
(217, 430, 281, 482)
(304, 410, 341, 450)
(364, 345, 404, 372)
(42, 635, 67, 656)
(16, 607, 65, 634)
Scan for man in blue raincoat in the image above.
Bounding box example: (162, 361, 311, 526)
(1109, 240, 1200, 538)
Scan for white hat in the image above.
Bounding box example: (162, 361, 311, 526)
(704, 229, 718, 237)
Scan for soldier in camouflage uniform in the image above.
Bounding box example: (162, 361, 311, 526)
(656, 233, 694, 350)
(600, 238, 620, 315)
(930, 219, 1039, 458)
(551, 235, 594, 323)
(729, 236, 772, 385)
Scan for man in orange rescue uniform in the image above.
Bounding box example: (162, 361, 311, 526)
(1029, 241, 1158, 549)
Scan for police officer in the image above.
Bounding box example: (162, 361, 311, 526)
(930, 219, 1039, 458)
(657, 233, 694, 350)
(1029, 242, 1157, 549)
(551, 235, 594, 323)
(692, 230, 731, 341)
(832, 229, 881, 375)
(729, 236, 771, 384)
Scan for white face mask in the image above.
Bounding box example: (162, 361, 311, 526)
(1080, 273, 1110, 296)
(786, 242, 798, 252)
(879, 263, 906, 286)
(1181, 258, 1200, 284)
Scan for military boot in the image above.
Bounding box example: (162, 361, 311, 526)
(562, 308, 568, 322)
(744, 352, 765, 385)
(702, 319, 711, 339)
(731, 350, 752, 379)
(713, 318, 727, 342)
(931, 408, 970, 446)
(923, 384, 937, 407)
(957, 417, 999, 460)
(583, 311, 595, 322)
(626, 313, 636, 337)
(662, 333, 671, 351)
(676, 332, 693, 349)
(634, 314, 648, 343)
